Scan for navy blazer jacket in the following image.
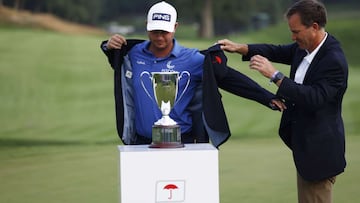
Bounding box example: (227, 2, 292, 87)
(243, 34, 348, 181)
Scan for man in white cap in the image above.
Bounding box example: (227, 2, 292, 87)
(107, 1, 178, 57)
(102, 1, 208, 144)
(101, 1, 284, 146)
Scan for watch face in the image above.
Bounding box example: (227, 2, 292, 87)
(273, 72, 284, 83)
(279, 72, 284, 79)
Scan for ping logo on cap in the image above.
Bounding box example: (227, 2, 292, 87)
(152, 13, 171, 22)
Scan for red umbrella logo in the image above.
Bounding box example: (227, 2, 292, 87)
(163, 184, 178, 200)
(212, 55, 222, 64)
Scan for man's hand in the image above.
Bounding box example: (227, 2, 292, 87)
(106, 34, 127, 50)
(270, 99, 287, 112)
(217, 39, 248, 55)
(249, 55, 277, 79)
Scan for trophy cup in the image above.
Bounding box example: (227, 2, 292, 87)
(140, 71, 190, 148)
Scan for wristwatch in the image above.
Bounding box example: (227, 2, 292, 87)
(270, 71, 284, 83)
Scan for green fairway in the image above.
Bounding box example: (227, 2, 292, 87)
(0, 26, 359, 202)
(0, 137, 359, 203)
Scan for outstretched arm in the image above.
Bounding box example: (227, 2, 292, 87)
(218, 39, 249, 55)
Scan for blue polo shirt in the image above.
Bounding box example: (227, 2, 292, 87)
(128, 39, 204, 138)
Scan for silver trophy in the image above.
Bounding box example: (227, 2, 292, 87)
(140, 71, 190, 148)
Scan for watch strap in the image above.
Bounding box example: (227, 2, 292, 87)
(271, 71, 284, 83)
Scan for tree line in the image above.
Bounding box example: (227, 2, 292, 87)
(1, 0, 356, 37)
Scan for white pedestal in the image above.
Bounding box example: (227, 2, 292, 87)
(118, 143, 219, 203)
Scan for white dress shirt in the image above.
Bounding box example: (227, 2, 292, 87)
(294, 33, 328, 84)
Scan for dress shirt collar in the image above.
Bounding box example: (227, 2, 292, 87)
(304, 32, 328, 64)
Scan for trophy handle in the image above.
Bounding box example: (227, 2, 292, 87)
(174, 71, 190, 106)
(140, 71, 155, 102)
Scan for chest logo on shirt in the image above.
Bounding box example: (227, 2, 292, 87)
(166, 61, 175, 69)
(137, 60, 146, 65)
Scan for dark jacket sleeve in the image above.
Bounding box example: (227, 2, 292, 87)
(242, 43, 298, 65)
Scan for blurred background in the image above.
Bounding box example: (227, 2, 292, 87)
(0, 0, 358, 36)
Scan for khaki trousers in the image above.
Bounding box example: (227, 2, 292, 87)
(297, 173, 336, 203)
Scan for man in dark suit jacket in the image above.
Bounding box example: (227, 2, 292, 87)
(100, 1, 285, 148)
(218, 0, 348, 202)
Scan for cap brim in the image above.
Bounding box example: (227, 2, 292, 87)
(147, 22, 174, 32)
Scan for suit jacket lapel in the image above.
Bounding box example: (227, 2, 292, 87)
(302, 36, 331, 84)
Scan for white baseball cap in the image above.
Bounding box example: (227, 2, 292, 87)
(147, 1, 177, 32)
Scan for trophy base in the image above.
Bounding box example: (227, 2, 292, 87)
(149, 142, 184, 148)
(149, 125, 184, 148)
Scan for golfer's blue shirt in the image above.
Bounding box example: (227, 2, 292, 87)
(128, 39, 204, 138)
